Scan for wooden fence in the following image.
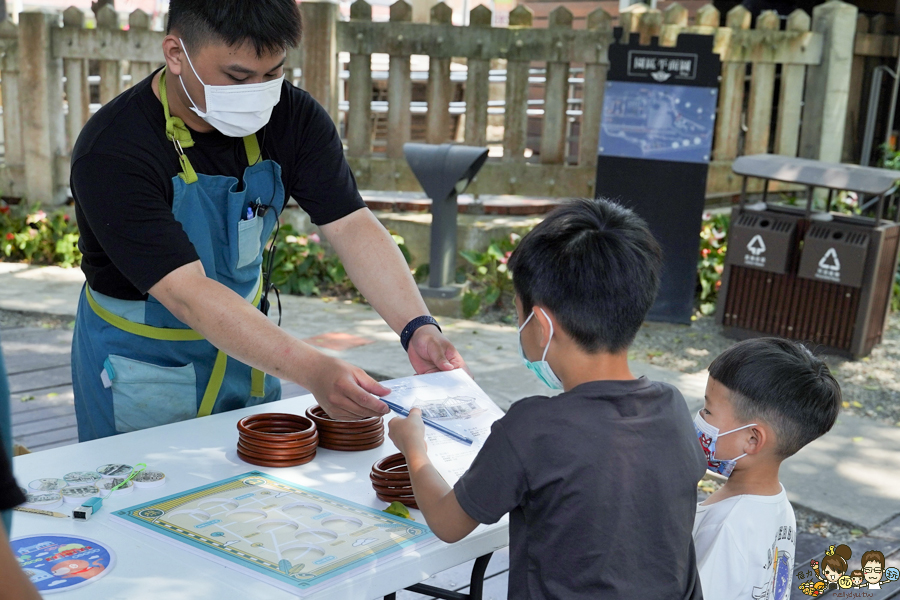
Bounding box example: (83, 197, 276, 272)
(0, 0, 883, 205)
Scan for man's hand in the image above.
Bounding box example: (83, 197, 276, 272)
(408, 326, 470, 376)
(388, 408, 428, 457)
(306, 355, 391, 420)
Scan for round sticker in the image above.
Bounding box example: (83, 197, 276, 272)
(60, 486, 100, 505)
(98, 478, 133, 496)
(95, 464, 132, 478)
(28, 478, 67, 492)
(64, 471, 102, 485)
(22, 493, 63, 510)
(11, 534, 115, 594)
(886, 567, 900, 582)
(133, 470, 166, 489)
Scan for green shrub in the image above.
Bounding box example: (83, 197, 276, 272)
(0, 204, 81, 267)
(459, 234, 521, 319)
(263, 224, 411, 299)
(697, 212, 729, 316)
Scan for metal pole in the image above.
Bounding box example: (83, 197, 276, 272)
(428, 191, 459, 289)
(884, 47, 900, 152)
(861, 66, 889, 166)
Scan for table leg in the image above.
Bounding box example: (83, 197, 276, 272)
(401, 552, 494, 600)
(384, 594, 397, 600)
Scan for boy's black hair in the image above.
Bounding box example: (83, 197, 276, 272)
(709, 338, 841, 458)
(167, 0, 302, 57)
(509, 198, 661, 353)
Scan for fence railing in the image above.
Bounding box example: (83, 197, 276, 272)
(0, 0, 879, 205)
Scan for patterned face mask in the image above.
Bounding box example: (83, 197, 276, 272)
(518, 308, 563, 390)
(693, 411, 756, 477)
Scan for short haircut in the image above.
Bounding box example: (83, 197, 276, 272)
(851, 570, 863, 578)
(508, 198, 661, 353)
(167, 0, 302, 56)
(861, 550, 885, 569)
(708, 338, 841, 458)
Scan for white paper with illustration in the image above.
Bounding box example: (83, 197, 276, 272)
(381, 370, 505, 486)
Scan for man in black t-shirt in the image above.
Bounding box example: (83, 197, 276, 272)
(390, 200, 706, 599)
(71, 0, 467, 441)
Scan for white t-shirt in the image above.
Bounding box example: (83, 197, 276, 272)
(693, 484, 796, 600)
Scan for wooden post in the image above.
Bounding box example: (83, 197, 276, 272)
(347, 0, 373, 158)
(128, 10, 153, 86)
(619, 3, 648, 38)
(636, 9, 662, 46)
(386, 0, 412, 159)
(503, 5, 533, 163)
(96, 5, 122, 105)
(578, 7, 611, 169)
(62, 7, 87, 155)
(694, 4, 720, 34)
(660, 2, 687, 47)
(426, 2, 452, 144)
(464, 5, 491, 148)
(19, 11, 66, 205)
(0, 19, 24, 195)
(713, 5, 750, 162)
(744, 10, 779, 155)
(798, 0, 858, 163)
(774, 9, 810, 157)
(540, 7, 572, 164)
(841, 15, 871, 162)
(301, 2, 339, 124)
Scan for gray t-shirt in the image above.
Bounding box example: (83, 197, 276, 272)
(454, 378, 706, 600)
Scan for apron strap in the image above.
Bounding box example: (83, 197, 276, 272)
(159, 68, 261, 183)
(86, 279, 268, 413)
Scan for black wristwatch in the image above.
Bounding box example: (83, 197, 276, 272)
(400, 315, 442, 352)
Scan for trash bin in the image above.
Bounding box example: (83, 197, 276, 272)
(716, 154, 900, 358)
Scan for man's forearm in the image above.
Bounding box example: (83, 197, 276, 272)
(151, 264, 326, 389)
(322, 209, 429, 333)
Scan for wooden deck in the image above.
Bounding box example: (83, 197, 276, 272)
(1, 326, 308, 452)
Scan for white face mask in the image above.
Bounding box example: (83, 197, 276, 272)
(178, 39, 284, 138)
(693, 411, 757, 477)
(518, 308, 563, 390)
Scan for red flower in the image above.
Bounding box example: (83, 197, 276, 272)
(5, 233, 13, 240)
(0, 205, 9, 215)
(701, 248, 710, 257)
(63, 214, 70, 222)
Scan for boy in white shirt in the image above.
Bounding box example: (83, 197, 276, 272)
(692, 338, 841, 600)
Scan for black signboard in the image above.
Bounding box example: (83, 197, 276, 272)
(596, 29, 721, 324)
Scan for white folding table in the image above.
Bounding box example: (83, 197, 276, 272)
(10, 394, 509, 600)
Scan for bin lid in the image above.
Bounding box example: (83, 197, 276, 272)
(732, 154, 900, 195)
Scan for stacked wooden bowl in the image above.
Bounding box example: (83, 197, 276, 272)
(236, 413, 318, 467)
(305, 406, 384, 451)
(370, 453, 417, 509)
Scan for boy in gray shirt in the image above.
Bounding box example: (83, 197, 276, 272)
(390, 199, 707, 599)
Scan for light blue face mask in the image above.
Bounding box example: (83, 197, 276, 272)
(518, 308, 564, 390)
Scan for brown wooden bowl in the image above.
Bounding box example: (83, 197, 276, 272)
(319, 437, 386, 452)
(236, 413, 319, 467)
(237, 448, 316, 468)
(306, 405, 382, 430)
(371, 453, 417, 509)
(238, 413, 317, 442)
(306, 405, 385, 452)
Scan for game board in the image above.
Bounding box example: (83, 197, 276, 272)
(111, 472, 436, 596)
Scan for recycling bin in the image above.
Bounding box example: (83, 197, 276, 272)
(716, 154, 900, 358)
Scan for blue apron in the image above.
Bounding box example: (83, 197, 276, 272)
(71, 68, 283, 442)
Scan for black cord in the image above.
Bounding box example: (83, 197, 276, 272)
(255, 125, 283, 326)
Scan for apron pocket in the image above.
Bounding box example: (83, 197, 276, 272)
(104, 355, 197, 434)
(236, 216, 264, 269)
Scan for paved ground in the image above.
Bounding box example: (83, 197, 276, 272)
(2, 263, 900, 599)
